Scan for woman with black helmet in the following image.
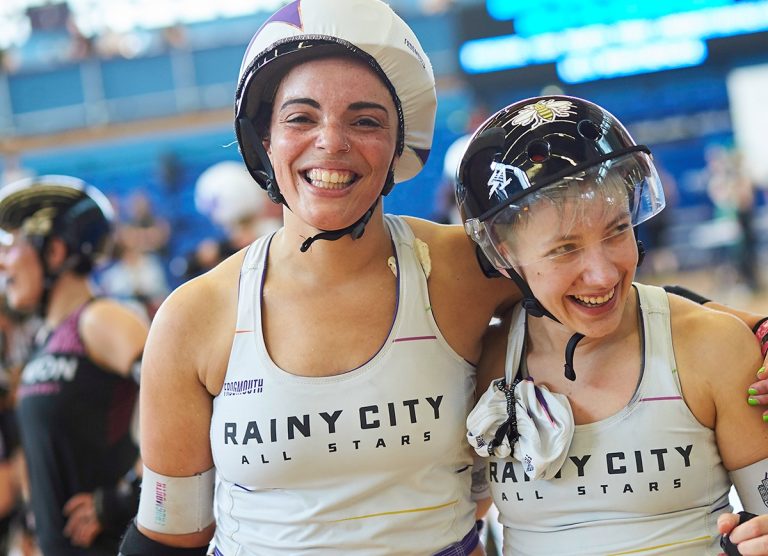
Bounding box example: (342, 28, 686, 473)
(460, 96, 768, 555)
(0, 175, 148, 555)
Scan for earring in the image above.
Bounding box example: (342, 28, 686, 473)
(342, 141, 351, 153)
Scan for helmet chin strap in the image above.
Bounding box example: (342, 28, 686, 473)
(299, 197, 380, 253)
(504, 239, 646, 382)
(299, 166, 393, 252)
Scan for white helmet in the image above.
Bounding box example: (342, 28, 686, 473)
(194, 160, 264, 230)
(234, 0, 436, 203)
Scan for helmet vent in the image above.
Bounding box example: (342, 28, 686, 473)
(577, 119, 602, 141)
(526, 140, 551, 163)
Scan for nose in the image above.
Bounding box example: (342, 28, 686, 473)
(315, 121, 350, 154)
(579, 243, 620, 286)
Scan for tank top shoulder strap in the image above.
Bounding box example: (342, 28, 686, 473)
(505, 304, 527, 382)
(235, 234, 273, 333)
(634, 282, 681, 397)
(384, 214, 446, 342)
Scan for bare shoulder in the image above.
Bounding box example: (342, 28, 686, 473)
(669, 293, 758, 374)
(401, 216, 519, 362)
(139, 249, 246, 476)
(147, 248, 245, 390)
(669, 292, 762, 430)
(402, 216, 519, 307)
(80, 298, 149, 376)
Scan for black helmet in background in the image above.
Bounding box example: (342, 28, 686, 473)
(0, 174, 115, 276)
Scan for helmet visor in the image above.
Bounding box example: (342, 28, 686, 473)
(464, 151, 665, 269)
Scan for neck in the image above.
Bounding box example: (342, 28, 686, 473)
(275, 205, 392, 279)
(45, 273, 93, 328)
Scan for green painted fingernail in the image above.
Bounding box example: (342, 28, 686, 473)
(763, 414, 768, 422)
(758, 367, 767, 376)
(749, 397, 759, 406)
(749, 388, 759, 395)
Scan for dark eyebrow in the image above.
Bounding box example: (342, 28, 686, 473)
(348, 101, 389, 113)
(278, 98, 388, 114)
(279, 98, 320, 111)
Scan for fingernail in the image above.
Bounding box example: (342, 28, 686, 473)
(748, 397, 759, 406)
(749, 388, 759, 395)
(758, 367, 766, 377)
(763, 414, 768, 422)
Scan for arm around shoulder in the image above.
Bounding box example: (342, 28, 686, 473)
(669, 295, 768, 470)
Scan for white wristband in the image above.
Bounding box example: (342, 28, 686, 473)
(729, 459, 768, 515)
(137, 465, 216, 534)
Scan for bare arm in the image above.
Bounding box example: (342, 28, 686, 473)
(403, 218, 521, 365)
(80, 298, 148, 377)
(136, 272, 234, 547)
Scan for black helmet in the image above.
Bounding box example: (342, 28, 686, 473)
(0, 175, 115, 275)
(456, 95, 665, 380)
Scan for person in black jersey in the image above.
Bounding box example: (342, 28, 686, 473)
(0, 175, 148, 556)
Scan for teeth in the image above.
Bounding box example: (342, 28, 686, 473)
(306, 169, 354, 189)
(573, 288, 615, 306)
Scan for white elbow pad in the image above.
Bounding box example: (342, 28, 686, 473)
(729, 459, 768, 515)
(137, 465, 216, 534)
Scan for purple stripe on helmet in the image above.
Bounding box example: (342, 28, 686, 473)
(244, 0, 303, 59)
(265, 0, 303, 29)
(412, 147, 431, 167)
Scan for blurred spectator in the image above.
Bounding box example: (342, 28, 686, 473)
(100, 191, 171, 317)
(118, 191, 170, 258)
(98, 241, 170, 319)
(431, 103, 490, 225)
(0, 296, 40, 555)
(705, 145, 761, 292)
(179, 160, 281, 281)
(637, 157, 679, 277)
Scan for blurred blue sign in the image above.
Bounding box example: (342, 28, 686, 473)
(465, 0, 768, 82)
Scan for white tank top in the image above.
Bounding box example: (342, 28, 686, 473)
(491, 283, 732, 555)
(210, 215, 477, 555)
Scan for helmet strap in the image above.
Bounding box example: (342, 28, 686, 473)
(636, 239, 646, 267)
(299, 197, 379, 253)
(507, 265, 585, 381)
(237, 116, 285, 206)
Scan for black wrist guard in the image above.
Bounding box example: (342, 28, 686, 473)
(95, 472, 142, 535)
(119, 521, 209, 556)
(662, 284, 711, 305)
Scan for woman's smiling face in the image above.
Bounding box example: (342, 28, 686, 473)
(265, 55, 399, 232)
(512, 193, 639, 339)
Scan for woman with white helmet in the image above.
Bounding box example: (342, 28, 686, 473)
(119, 1, 517, 554)
(460, 96, 768, 555)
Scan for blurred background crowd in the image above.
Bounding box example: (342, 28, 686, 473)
(1, 0, 768, 553)
(1, 0, 768, 313)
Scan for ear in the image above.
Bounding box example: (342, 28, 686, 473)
(44, 237, 69, 271)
